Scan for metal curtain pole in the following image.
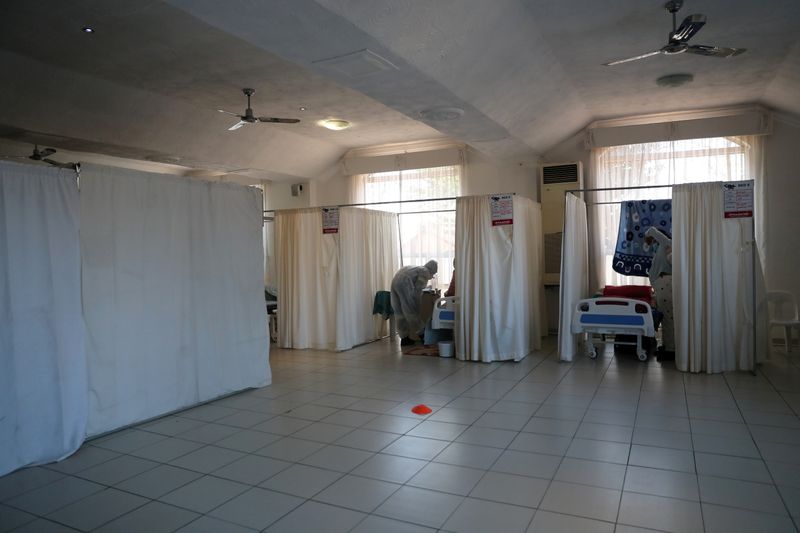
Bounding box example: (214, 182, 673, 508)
(262, 192, 515, 215)
(751, 209, 757, 375)
(397, 213, 404, 266)
(263, 195, 461, 214)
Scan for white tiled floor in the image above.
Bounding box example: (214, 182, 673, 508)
(3, 337, 800, 532)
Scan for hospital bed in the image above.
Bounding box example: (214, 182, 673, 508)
(432, 297, 457, 329)
(571, 297, 655, 361)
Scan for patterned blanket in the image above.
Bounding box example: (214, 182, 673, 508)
(613, 199, 672, 277)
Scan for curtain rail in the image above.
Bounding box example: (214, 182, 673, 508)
(262, 209, 454, 221)
(566, 184, 674, 195)
(262, 193, 515, 214)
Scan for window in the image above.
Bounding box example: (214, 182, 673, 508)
(352, 165, 461, 291)
(591, 136, 754, 287)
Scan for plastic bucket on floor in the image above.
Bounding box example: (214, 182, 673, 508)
(438, 341, 454, 358)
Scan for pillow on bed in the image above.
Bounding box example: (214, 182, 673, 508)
(602, 285, 653, 301)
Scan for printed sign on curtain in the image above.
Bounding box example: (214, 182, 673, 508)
(322, 207, 340, 234)
(723, 181, 754, 218)
(490, 194, 513, 226)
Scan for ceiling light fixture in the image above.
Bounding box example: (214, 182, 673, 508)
(81, 26, 95, 34)
(320, 119, 351, 131)
(299, 106, 307, 112)
(656, 73, 694, 87)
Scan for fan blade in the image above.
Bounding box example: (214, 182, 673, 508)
(228, 121, 247, 131)
(603, 50, 663, 66)
(218, 109, 241, 117)
(671, 14, 706, 43)
(686, 44, 746, 57)
(258, 117, 301, 124)
(42, 158, 65, 167)
(40, 147, 56, 158)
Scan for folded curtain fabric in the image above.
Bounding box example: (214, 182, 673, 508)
(613, 199, 672, 278)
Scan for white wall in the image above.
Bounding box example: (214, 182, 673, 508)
(263, 180, 315, 210)
(764, 117, 800, 301)
(542, 112, 800, 303)
(462, 147, 538, 201)
(271, 147, 539, 210)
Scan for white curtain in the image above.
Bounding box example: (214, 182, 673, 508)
(276, 208, 338, 350)
(264, 222, 277, 294)
(351, 165, 460, 292)
(81, 165, 269, 436)
(558, 194, 590, 362)
(0, 161, 87, 475)
(589, 136, 761, 291)
(276, 207, 399, 351)
(672, 182, 758, 373)
(338, 208, 400, 350)
(455, 195, 544, 362)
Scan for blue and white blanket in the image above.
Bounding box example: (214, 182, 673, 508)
(613, 199, 672, 278)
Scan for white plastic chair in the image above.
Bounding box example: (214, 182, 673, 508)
(766, 291, 800, 353)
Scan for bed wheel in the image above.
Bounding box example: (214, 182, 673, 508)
(588, 349, 598, 359)
(637, 351, 647, 362)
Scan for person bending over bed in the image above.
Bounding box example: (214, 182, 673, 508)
(645, 227, 674, 358)
(390, 260, 438, 346)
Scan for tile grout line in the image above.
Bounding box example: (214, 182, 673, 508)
(614, 347, 647, 528)
(722, 368, 800, 531)
(365, 344, 557, 531)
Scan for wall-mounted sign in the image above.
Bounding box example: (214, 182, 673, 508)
(322, 207, 339, 234)
(490, 194, 513, 226)
(723, 181, 754, 219)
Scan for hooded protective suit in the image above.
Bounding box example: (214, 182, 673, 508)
(645, 227, 674, 352)
(390, 260, 438, 339)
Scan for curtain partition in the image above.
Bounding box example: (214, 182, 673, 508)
(276, 208, 339, 350)
(80, 165, 269, 436)
(455, 195, 545, 362)
(558, 194, 590, 362)
(338, 209, 400, 349)
(672, 182, 760, 372)
(276, 207, 399, 351)
(1, 162, 87, 476)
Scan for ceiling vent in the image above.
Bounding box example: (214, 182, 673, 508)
(312, 49, 398, 78)
(419, 106, 464, 121)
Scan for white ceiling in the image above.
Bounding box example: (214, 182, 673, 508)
(0, 0, 798, 181)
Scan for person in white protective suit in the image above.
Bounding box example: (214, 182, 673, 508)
(644, 227, 674, 357)
(390, 260, 438, 346)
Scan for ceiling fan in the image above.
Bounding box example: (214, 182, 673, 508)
(218, 88, 300, 131)
(29, 145, 57, 163)
(1, 145, 77, 170)
(603, 0, 746, 66)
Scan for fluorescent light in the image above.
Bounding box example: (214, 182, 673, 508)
(320, 119, 351, 131)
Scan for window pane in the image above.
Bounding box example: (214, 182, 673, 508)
(593, 136, 751, 288)
(358, 164, 460, 291)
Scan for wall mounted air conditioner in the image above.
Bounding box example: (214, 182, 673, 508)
(541, 162, 583, 285)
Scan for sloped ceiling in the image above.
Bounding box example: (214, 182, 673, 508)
(0, 0, 798, 181)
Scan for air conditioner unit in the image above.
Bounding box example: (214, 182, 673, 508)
(541, 162, 583, 285)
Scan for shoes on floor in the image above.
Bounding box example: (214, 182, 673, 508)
(400, 337, 415, 346)
(656, 347, 675, 361)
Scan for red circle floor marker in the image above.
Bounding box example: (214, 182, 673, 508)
(411, 404, 432, 415)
